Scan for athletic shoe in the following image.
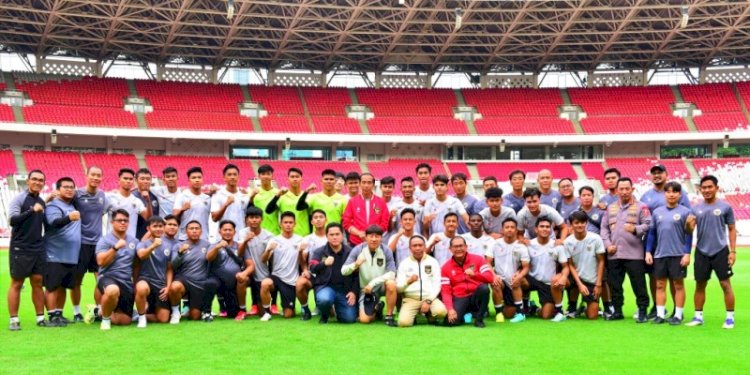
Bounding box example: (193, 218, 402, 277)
(551, 313, 567, 323)
(270, 305, 280, 315)
(576, 304, 586, 317)
(602, 310, 612, 320)
(235, 310, 247, 321)
(565, 310, 577, 319)
(374, 301, 385, 320)
(312, 307, 320, 316)
(632, 312, 639, 320)
(73, 314, 84, 323)
(260, 312, 272, 322)
(219, 311, 228, 318)
(301, 307, 312, 321)
(169, 313, 181, 325)
(100, 320, 111, 330)
(528, 301, 539, 316)
(635, 310, 648, 324)
(652, 316, 666, 324)
(137, 317, 147, 328)
(84, 305, 96, 324)
(668, 316, 682, 326)
(180, 305, 189, 317)
(249, 305, 260, 316)
(647, 307, 657, 320)
(495, 313, 505, 323)
(474, 319, 486, 328)
(384, 315, 397, 327)
(605, 312, 624, 321)
(49, 316, 67, 327)
(319, 316, 329, 324)
(59, 315, 72, 325)
(202, 313, 214, 323)
(9, 321, 21, 331)
(36, 320, 48, 327)
(510, 313, 526, 323)
(463, 312, 473, 324)
(722, 319, 735, 329)
(685, 317, 704, 327)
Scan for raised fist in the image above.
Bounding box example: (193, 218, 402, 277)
(69, 210, 80, 221)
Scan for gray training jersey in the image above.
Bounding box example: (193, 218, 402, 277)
(76, 189, 110, 245)
(694, 200, 735, 256)
(424, 196, 467, 236)
(427, 232, 454, 266)
(137, 237, 176, 290)
(96, 232, 139, 286)
(650, 205, 693, 258)
(388, 233, 412, 266)
(479, 206, 517, 235)
(151, 186, 179, 218)
(210, 188, 249, 239)
(528, 238, 568, 285)
(44, 198, 81, 265)
(171, 239, 212, 288)
(516, 204, 565, 240)
(268, 234, 304, 286)
(210, 241, 242, 283)
(174, 190, 211, 241)
(564, 232, 605, 285)
(240, 228, 274, 282)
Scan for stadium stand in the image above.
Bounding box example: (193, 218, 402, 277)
(302, 87, 351, 116)
(367, 117, 468, 135)
(23, 105, 139, 128)
(473, 117, 575, 135)
(311, 116, 361, 134)
(22, 150, 85, 189)
(445, 163, 472, 179)
(579, 115, 688, 134)
(0, 150, 17, 177)
(475, 162, 577, 181)
(605, 158, 691, 183)
(725, 194, 750, 219)
(0, 104, 13, 122)
(462, 88, 563, 117)
(356, 88, 456, 117)
(734, 82, 750, 110)
(144, 155, 253, 187)
(81, 153, 140, 191)
(144, 110, 253, 132)
(680, 83, 747, 132)
(580, 162, 606, 185)
(259, 116, 311, 133)
(248, 86, 305, 115)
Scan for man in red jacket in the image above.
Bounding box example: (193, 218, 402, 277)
(441, 236, 494, 328)
(343, 173, 389, 246)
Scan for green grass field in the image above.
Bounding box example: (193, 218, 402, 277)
(0, 248, 747, 375)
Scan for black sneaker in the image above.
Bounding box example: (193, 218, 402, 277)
(636, 310, 648, 324)
(36, 320, 49, 327)
(59, 315, 72, 325)
(318, 316, 329, 324)
(301, 307, 312, 321)
(9, 321, 21, 331)
(647, 307, 657, 320)
(474, 319, 486, 328)
(73, 314, 84, 323)
(528, 302, 539, 317)
(46, 316, 67, 327)
(652, 316, 666, 324)
(374, 301, 385, 320)
(605, 312, 624, 321)
(668, 316, 682, 326)
(384, 315, 397, 327)
(202, 313, 214, 323)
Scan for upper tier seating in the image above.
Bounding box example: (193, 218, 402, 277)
(356, 88, 456, 117)
(22, 151, 85, 190)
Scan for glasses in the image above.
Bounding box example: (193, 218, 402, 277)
(113, 219, 129, 223)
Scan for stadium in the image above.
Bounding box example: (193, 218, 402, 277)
(1, 1, 749, 374)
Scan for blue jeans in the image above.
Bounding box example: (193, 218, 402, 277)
(315, 286, 357, 323)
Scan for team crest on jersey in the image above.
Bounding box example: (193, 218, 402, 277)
(552, 198, 558, 205)
(713, 209, 722, 216)
(164, 249, 171, 257)
(128, 243, 136, 250)
(132, 203, 137, 209)
(425, 265, 432, 274)
(201, 247, 207, 254)
(586, 244, 594, 252)
(591, 214, 599, 221)
(673, 214, 681, 221)
(374, 206, 381, 214)
(376, 258, 384, 267)
(151, 200, 158, 207)
(98, 197, 104, 204)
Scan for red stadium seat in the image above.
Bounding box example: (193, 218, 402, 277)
(144, 155, 253, 187)
(136, 80, 244, 113)
(445, 163, 471, 179)
(263, 161, 362, 192)
(605, 158, 690, 183)
(462, 88, 563, 117)
(474, 117, 575, 135)
(679, 83, 742, 112)
(580, 162, 606, 186)
(692, 112, 748, 132)
(145, 110, 253, 132)
(568, 86, 676, 116)
(475, 162, 577, 181)
(0, 150, 17, 177)
(23, 104, 138, 128)
(22, 151, 85, 190)
(82, 153, 140, 191)
(580, 115, 688, 133)
(312, 116, 361, 134)
(356, 88, 457, 117)
(0, 104, 13, 122)
(248, 86, 305, 115)
(302, 87, 351, 116)
(367, 117, 468, 135)
(259, 116, 311, 133)
(16, 77, 130, 107)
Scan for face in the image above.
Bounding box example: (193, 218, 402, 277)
(484, 179, 499, 191)
(487, 197, 502, 212)
(288, 171, 302, 189)
(535, 221, 551, 239)
(409, 238, 426, 260)
(700, 180, 717, 200)
(525, 195, 540, 213)
(280, 216, 295, 233)
(112, 214, 130, 232)
(224, 168, 239, 187)
(401, 212, 415, 231)
(259, 171, 273, 186)
(468, 215, 483, 232)
(137, 173, 152, 191)
(326, 227, 343, 247)
(537, 170, 552, 190)
(604, 172, 619, 190)
(87, 167, 102, 189)
(417, 167, 431, 185)
(246, 215, 262, 229)
(617, 181, 633, 202)
(188, 172, 203, 190)
(163, 172, 178, 188)
(572, 219, 587, 235)
(433, 181, 447, 196)
(366, 232, 382, 249)
(334, 177, 345, 192)
(360, 175, 374, 194)
(380, 183, 394, 198)
(149, 222, 165, 238)
(651, 170, 666, 185)
(322, 174, 336, 191)
(59, 180, 76, 200)
(665, 188, 680, 206)
(164, 219, 179, 237)
(510, 174, 524, 190)
(444, 216, 458, 233)
(219, 224, 236, 241)
(559, 180, 574, 198)
(401, 181, 414, 199)
(579, 189, 594, 207)
(452, 179, 466, 195)
(27, 172, 45, 194)
(502, 222, 517, 240)
(119, 172, 135, 191)
(311, 212, 327, 229)
(449, 238, 467, 259)
(186, 223, 202, 241)
(346, 179, 360, 195)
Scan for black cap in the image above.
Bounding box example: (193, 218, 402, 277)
(650, 164, 667, 173)
(362, 294, 377, 316)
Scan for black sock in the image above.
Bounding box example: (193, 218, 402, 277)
(514, 302, 523, 315)
(302, 305, 311, 313)
(522, 298, 529, 310)
(555, 304, 563, 314)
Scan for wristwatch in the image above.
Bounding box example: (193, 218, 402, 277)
(425, 299, 432, 305)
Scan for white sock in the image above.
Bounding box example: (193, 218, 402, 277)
(73, 305, 81, 315)
(10, 316, 19, 323)
(139, 315, 147, 322)
(36, 315, 45, 323)
(675, 307, 684, 320)
(656, 305, 666, 318)
(727, 311, 734, 320)
(102, 316, 111, 322)
(694, 310, 703, 320)
(171, 306, 180, 315)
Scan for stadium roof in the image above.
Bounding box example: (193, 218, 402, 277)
(1, 0, 749, 73)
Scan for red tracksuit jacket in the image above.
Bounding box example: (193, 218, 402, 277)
(342, 194, 390, 246)
(440, 253, 494, 311)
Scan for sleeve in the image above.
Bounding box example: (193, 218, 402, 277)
(296, 192, 310, 211)
(171, 243, 185, 269)
(265, 195, 280, 215)
(518, 245, 530, 263)
(679, 193, 691, 208)
(477, 256, 494, 283)
(683, 232, 693, 255)
(342, 199, 355, 231)
(95, 237, 110, 255)
(8, 194, 33, 227)
(377, 201, 390, 231)
(594, 236, 606, 255)
(384, 246, 397, 273)
(440, 264, 454, 311)
(600, 211, 612, 248)
(725, 206, 736, 225)
(645, 222, 657, 254)
(309, 247, 325, 274)
(484, 243, 494, 258)
(555, 246, 568, 263)
(396, 261, 408, 292)
(635, 205, 651, 237)
(173, 194, 184, 213)
(210, 193, 222, 214)
(456, 199, 467, 215)
(45, 204, 71, 228)
(550, 208, 565, 226)
(341, 245, 361, 276)
(135, 197, 146, 214)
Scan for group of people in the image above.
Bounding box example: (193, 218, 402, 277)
(6, 161, 737, 330)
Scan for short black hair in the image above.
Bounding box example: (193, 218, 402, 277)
(27, 169, 45, 180)
(280, 211, 296, 222)
(288, 167, 302, 177)
(604, 168, 621, 178)
(380, 176, 396, 186)
(136, 168, 151, 178)
(502, 217, 517, 227)
(664, 181, 682, 193)
(451, 173, 467, 183)
(311, 209, 327, 218)
(326, 222, 343, 234)
(523, 188, 541, 199)
(578, 186, 595, 195)
(360, 172, 374, 182)
(449, 236, 467, 247)
(365, 224, 384, 236)
(415, 163, 431, 174)
(345, 171, 361, 182)
(432, 174, 449, 184)
(245, 206, 263, 218)
(700, 175, 718, 186)
(118, 168, 135, 178)
(409, 235, 426, 246)
(218, 220, 236, 229)
(223, 163, 240, 175)
(400, 207, 416, 219)
(321, 169, 336, 177)
(569, 210, 589, 224)
(485, 187, 503, 199)
(186, 166, 202, 178)
(55, 177, 75, 190)
(559, 177, 574, 185)
(112, 209, 130, 219)
(509, 170, 526, 180)
(162, 166, 178, 176)
(185, 220, 202, 228)
(535, 216, 552, 227)
(257, 164, 274, 174)
(164, 214, 179, 224)
(148, 216, 165, 226)
(617, 177, 633, 187)
(483, 176, 498, 184)
(335, 172, 345, 179)
(443, 212, 459, 222)
(400, 176, 414, 184)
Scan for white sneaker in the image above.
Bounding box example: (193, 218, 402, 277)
(260, 312, 272, 322)
(312, 307, 320, 316)
(137, 316, 147, 328)
(685, 317, 704, 327)
(551, 312, 567, 323)
(170, 313, 180, 325)
(723, 318, 735, 329)
(100, 319, 111, 331)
